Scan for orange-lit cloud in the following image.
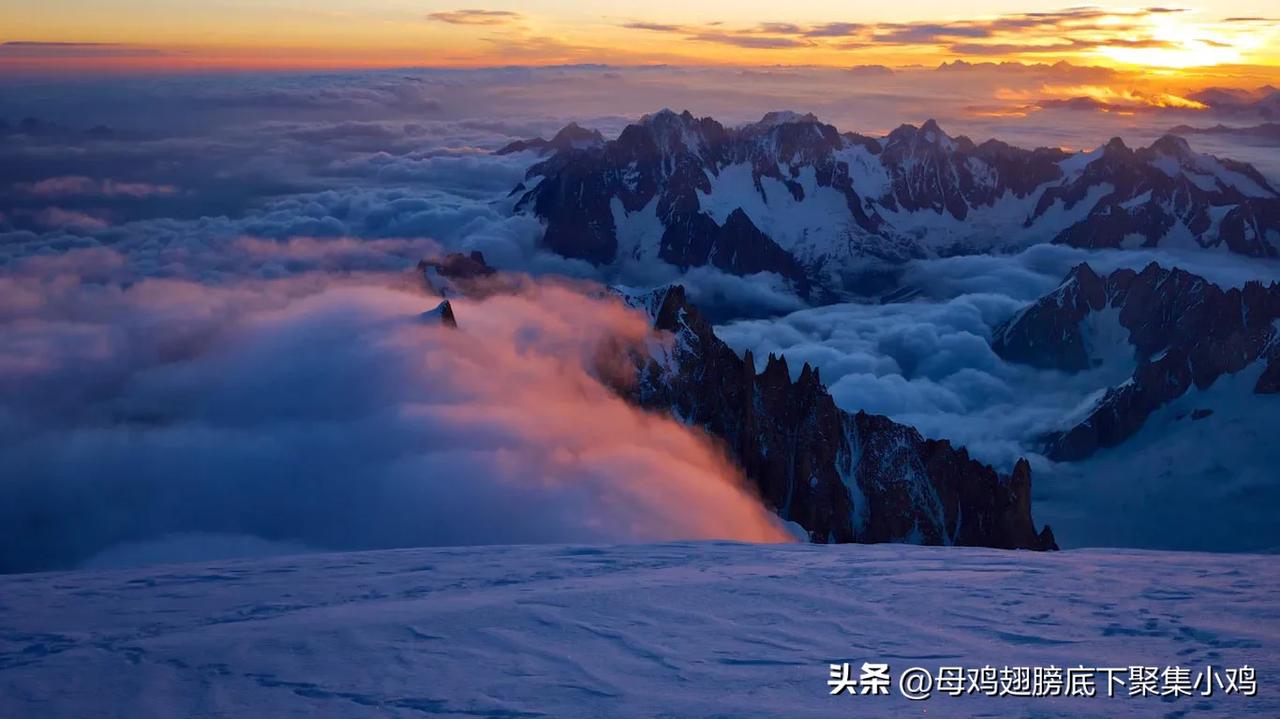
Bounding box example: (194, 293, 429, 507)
(614, 5, 1244, 66)
(0, 256, 791, 569)
(3, 4, 1279, 74)
(1046, 84, 1208, 109)
(987, 82, 1212, 116)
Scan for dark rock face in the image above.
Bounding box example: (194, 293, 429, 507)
(991, 263, 1109, 372)
(420, 300, 457, 328)
(419, 251, 498, 297)
(420, 250, 495, 280)
(1219, 197, 1280, 257)
(618, 284, 1056, 550)
(505, 111, 1280, 299)
(878, 120, 1067, 221)
(661, 208, 808, 292)
(516, 109, 816, 288)
(1257, 358, 1280, 394)
(993, 262, 1280, 460)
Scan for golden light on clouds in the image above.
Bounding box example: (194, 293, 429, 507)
(1, 2, 1278, 79)
(1097, 12, 1254, 68)
(1044, 85, 1208, 109)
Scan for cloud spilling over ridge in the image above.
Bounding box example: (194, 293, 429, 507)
(0, 256, 788, 573)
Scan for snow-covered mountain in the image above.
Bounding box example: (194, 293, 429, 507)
(992, 262, 1280, 460)
(506, 110, 1280, 299)
(615, 283, 1055, 549)
(3, 542, 1275, 718)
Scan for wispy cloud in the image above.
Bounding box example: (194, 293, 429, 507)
(947, 38, 1178, 57)
(0, 41, 167, 58)
(426, 9, 522, 26)
(18, 176, 178, 199)
(31, 207, 110, 230)
(796, 22, 862, 38)
(621, 22, 683, 33)
(616, 6, 1204, 58)
(687, 32, 813, 50)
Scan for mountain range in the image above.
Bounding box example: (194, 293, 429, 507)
(502, 110, 1280, 300)
(486, 111, 1280, 553)
(994, 262, 1280, 461)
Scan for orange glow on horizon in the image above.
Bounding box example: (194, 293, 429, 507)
(2, 3, 1278, 82)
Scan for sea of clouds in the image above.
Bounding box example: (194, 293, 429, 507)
(719, 244, 1280, 472)
(3, 65, 1279, 569)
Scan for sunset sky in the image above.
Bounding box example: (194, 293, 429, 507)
(3, 1, 1279, 79)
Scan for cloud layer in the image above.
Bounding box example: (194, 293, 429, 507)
(615, 6, 1250, 63)
(0, 258, 788, 573)
(717, 244, 1280, 473)
(5, 66, 1280, 565)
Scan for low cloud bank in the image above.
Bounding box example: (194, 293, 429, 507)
(718, 244, 1280, 472)
(0, 255, 787, 573)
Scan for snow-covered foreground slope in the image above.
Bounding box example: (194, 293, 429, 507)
(1, 543, 1275, 718)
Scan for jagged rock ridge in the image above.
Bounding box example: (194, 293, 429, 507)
(504, 110, 1280, 299)
(619, 284, 1056, 550)
(993, 262, 1280, 460)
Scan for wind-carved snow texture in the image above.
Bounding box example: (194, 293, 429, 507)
(0, 543, 1275, 718)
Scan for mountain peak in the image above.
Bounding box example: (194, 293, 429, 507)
(1101, 136, 1132, 157)
(420, 300, 457, 328)
(640, 108, 694, 126)
(495, 122, 603, 156)
(1095, 136, 1136, 159)
(751, 110, 821, 129)
(1149, 133, 1193, 158)
(886, 119, 953, 149)
(652, 284, 690, 331)
(630, 108, 718, 158)
(1066, 261, 1103, 285)
(549, 122, 604, 150)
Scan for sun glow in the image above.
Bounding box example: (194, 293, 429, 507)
(1098, 15, 1250, 69)
(2, 2, 1278, 75)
